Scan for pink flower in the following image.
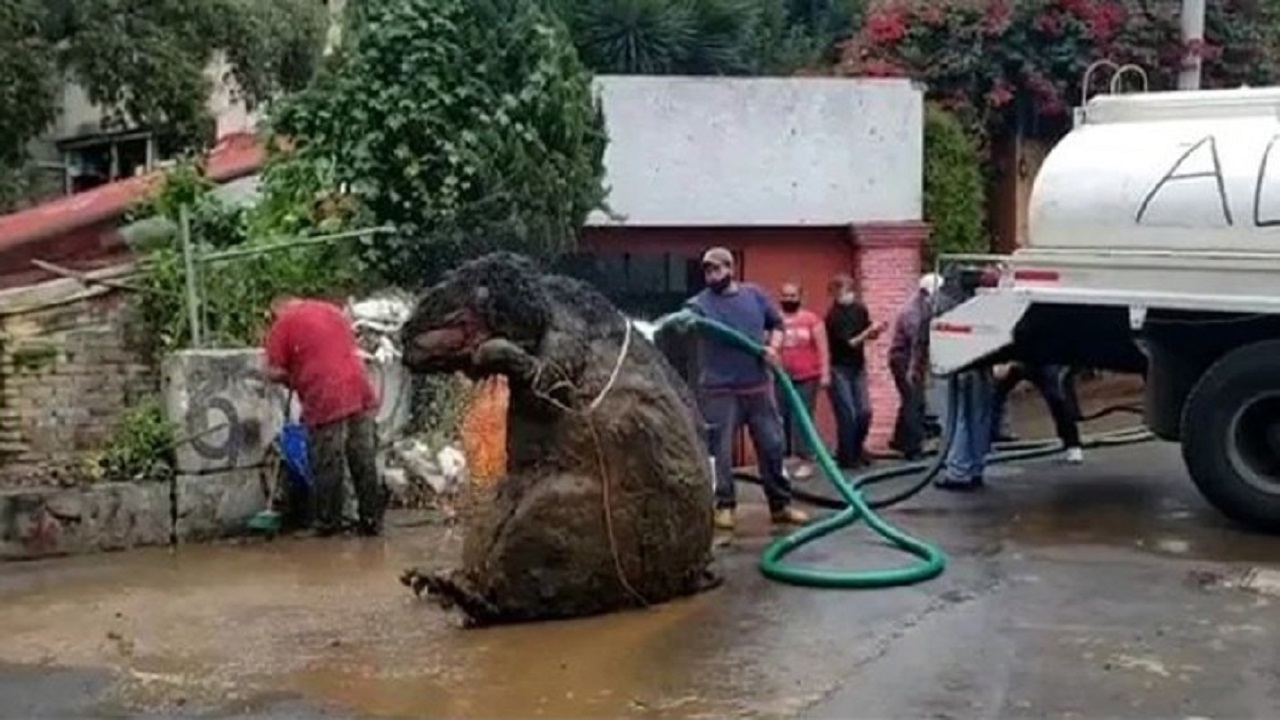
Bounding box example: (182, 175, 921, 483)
(864, 10, 908, 45)
(986, 81, 1015, 107)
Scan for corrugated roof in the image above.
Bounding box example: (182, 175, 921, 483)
(0, 132, 265, 254)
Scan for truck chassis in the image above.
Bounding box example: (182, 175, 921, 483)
(930, 249, 1280, 530)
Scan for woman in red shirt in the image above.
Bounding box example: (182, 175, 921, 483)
(775, 282, 830, 479)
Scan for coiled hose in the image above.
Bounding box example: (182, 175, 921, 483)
(656, 310, 1155, 590)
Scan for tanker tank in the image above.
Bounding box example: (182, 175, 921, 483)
(1028, 86, 1280, 253)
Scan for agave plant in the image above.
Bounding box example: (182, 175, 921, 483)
(544, 0, 861, 76)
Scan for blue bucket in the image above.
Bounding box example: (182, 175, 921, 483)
(278, 421, 314, 491)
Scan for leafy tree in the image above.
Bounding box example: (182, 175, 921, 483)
(0, 0, 328, 211)
(0, 0, 59, 208)
(922, 104, 985, 264)
(263, 0, 609, 288)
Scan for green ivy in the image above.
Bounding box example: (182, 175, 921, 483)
(262, 0, 610, 288)
(922, 104, 986, 264)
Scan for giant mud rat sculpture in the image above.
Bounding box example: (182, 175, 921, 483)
(397, 252, 719, 626)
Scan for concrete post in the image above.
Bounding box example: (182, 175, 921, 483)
(1178, 0, 1206, 90)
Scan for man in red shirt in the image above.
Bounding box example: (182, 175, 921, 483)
(776, 282, 830, 479)
(263, 297, 385, 536)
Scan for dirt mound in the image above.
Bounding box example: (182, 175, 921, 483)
(398, 252, 717, 626)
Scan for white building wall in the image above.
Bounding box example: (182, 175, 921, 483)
(589, 75, 924, 227)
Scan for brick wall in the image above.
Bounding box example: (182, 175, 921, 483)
(0, 268, 156, 489)
(852, 222, 928, 450)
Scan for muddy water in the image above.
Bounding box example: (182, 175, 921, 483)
(0, 515, 853, 719)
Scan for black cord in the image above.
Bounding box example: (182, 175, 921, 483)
(734, 393, 1148, 513)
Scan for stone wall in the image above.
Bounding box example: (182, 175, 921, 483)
(0, 471, 264, 559)
(0, 268, 155, 489)
(0, 270, 417, 559)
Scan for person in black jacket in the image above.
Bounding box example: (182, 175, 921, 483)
(824, 275, 885, 468)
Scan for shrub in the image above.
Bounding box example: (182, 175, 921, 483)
(98, 399, 177, 483)
(923, 103, 986, 265)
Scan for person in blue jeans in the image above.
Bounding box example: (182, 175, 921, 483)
(823, 275, 885, 469)
(685, 247, 811, 532)
(932, 269, 999, 490)
(938, 365, 997, 489)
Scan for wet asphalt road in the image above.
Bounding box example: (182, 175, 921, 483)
(2, 439, 1279, 719)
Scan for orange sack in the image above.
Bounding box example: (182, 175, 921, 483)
(460, 375, 509, 487)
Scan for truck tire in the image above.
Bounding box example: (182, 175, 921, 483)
(1181, 340, 1280, 531)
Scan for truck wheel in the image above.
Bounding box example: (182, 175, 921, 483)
(1181, 340, 1280, 531)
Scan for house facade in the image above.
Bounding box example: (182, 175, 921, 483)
(578, 75, 929, 455)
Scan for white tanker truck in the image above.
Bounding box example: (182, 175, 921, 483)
(928, 84, 1280, 531)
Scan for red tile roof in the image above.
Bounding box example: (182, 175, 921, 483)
(0, 132, 265, 255)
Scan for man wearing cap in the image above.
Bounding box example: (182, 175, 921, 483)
(887, 273, 941, 460)
(684, 247, 810, 532)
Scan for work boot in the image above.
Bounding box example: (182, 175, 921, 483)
(713, 508, 736, 531)
(771, 506, 811, 526)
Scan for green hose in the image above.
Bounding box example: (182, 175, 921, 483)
(656, 309, 1155, 590)
(658, 310, 947, 588)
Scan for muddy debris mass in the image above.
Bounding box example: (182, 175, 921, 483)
(398, 252, 717, 626)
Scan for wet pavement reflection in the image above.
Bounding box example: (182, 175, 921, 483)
(0, 515, 883, 718)
(1, 390, 1279, 718)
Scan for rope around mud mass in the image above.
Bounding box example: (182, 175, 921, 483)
(528, 314, 648, 607)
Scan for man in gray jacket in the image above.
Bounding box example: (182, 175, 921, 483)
(888, 273, 941, 460)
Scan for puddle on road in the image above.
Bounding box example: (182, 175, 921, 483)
(0, 517, 839, 719)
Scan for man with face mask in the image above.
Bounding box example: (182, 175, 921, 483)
(824, 275, 886, 469)
(775, 282, 830, 480)
(684, 247, 810, 532)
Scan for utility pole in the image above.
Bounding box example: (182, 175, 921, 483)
(1178, 0, 1206, 90)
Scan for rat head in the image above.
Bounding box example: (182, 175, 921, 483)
(400, 252, 552, 375)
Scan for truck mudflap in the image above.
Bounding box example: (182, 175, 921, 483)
(929, 291, 1032, 376)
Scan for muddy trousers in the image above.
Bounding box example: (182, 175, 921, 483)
(701, 390, 792, 513)
(308, 413, 386, 534)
